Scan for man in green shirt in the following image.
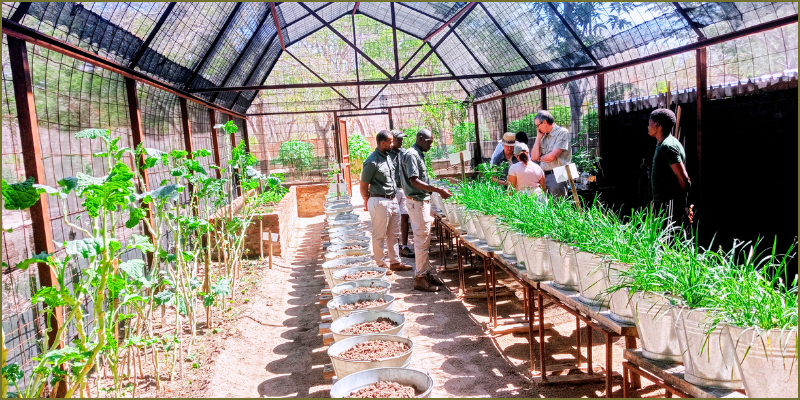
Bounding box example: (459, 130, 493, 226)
(400, 129, 453, 292)
(389, 130, 414, 258)
(648, 108, 692, 228)
(360, 130, 412, 273)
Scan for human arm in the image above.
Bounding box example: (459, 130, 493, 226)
(539, 175, 545, 191)
(531, 135, 542, 161)
(359, 181, 370, 211)
(409, 177, 452, 199)
(670, 162, 691, 192)
(507, 174, 518, 190)
(539, 148, 563, 164)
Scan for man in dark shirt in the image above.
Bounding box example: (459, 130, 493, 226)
(400, 129, 452, 292)
(389, 130, 414, 258)
(648, 108, 692, 228)
(360, 130, 412, 273)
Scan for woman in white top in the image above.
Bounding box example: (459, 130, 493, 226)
(507, 143, 545, 195)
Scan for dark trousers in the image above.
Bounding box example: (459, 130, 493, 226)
(653, 195, 689, 232)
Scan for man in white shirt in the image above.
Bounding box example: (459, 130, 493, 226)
(531, 110, 571, 197)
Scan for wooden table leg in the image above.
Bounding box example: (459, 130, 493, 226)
(457, 238, 464, 295)
(523, 286, 529, 321)
(491, 259, 497, 328)
(576, 318, 582, 365)
(538, 289, 547, 379)
(625, 336, 641, 389)
(587, 324, 593, 375)
(483, 256, 493, 326)
(605, 333, 613, 397)
(622, 361, 630, 398)
(527, 284, 536, 374)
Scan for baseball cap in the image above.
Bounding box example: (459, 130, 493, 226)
(391, 130, 406, 138)
(501, 132, 517, 146)
(513, 142, 528, 156)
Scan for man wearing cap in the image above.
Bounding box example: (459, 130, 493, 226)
(531, 110, 572, 197)
(489, 132, 520, 185)
(360, 130, 412, 274)
(400, 129, 453, 292)
(389, 130, 414, 258)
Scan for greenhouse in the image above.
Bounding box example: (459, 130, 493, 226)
(0, 1, 797, 398)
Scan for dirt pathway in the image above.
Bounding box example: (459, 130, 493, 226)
(203, 215, 329, 398)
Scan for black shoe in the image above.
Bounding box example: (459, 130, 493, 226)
(400, 246, 415, 258)
(426, 272, 444, 286)
(413, 276, 440, 292)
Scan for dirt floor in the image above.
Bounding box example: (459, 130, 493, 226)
(110, 190, 667, 398)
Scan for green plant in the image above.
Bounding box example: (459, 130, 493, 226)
(450, 122, 475, 153)
(572, 146, 601, 174)
(276, 140, 315, 179)
(347, 134, 372, 177)
(508, 113, 538, 136)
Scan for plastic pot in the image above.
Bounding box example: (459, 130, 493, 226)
(497, 223, 518, 260)
(603, 262, 635, 324)
(476, 215, 501, 248)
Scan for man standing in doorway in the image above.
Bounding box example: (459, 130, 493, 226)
(647, 108, 691, 228)
(360, 130, 412, 274)
(400, 129, 453, 292)
(531, 110, 572, 197)
(389, 130, 414, 258)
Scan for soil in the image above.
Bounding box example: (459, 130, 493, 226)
(337, 341, 410, 361)
(340, 318, 398, 335)
(338, 287, 387, 295)
(342, 271, 382, 280)
(335, 298, 387, 310)
(345, 381, 417, 398)
(339, 245, 368, 250)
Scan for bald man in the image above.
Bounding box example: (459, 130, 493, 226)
(399, 129, 452, 292)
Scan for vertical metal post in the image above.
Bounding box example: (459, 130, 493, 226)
(228, 114, 242, 197)
(500, 97, 508, 133)
(541, 87, 548, 110)
(125, 77, 157, 266)
(472, 103, 481, 167)
(8, 36, 66, 397)
(208, 109, 222, 179)
(179, 98, 197, 207)
(597, 73, 605, 159)
(387, 107, 394, 130)
(241, 119, 251, 154)
(695, 48, 707, 207)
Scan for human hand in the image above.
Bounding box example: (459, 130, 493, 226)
(439, 188, 453, 200)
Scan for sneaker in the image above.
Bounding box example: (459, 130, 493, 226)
(389, 262, 413, 271)
(413, 276, 440, 292)
(399, 246, 415, 258)
(426, 272, 444, 286)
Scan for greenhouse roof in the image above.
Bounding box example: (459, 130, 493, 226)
(3, 2, 797, 114)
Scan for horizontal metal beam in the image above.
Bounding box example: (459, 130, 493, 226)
(246, 101, 456, 116)
(474, 14, 798, 105)
(1, 18, 247, 119)
(189, 67, 598, 93)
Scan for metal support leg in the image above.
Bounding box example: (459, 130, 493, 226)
(587, 324, 593, 375)
(527, 284, 536, 374)
(605, 333, 613, 397)
(538, 290, 547, 379)
(491, 258, 498, 328)
(576, 318, 582, 365)
(483, 256, 493, 325)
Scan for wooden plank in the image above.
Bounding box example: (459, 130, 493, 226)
(541, 282, 637, 337)
(318, 295, 332, 306)
(323, 332, 334, 346)
(490, 322, 553, 335)
(319, 323, 332, 335)
(323, 364, 336, 380)
(623, 350, 745, 398)
(534, 372, 619, 386)
(8, 36, 66, 397)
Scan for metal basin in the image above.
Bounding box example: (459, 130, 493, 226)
(547, 240, 579, 291)
(328, 218, 361, 228)
(330, 310, 405, 342)
(327, 292, 395, 321)
(672, 308, 742, 389)
(328, 334, 413, 379)
(630, 291, 682, 362)
(468, 211, 486, 240)
(331, 367, 434, 398)
(477, 215, 501, 248)
(331, 279, 392, 297)
(725, 325, 797, 398)
(331, 266, 388, 286)
(322, 257, 373, 287)
(521, 236, 553, 281)
(325, 206, 355, 217)
(497, 223, 517, 260)
(330, 234, 370, 245)
(325, 243, 370, 260)
(604, 262, 635, 324)
(575, 251, 609, 307)
(511, 232, 530, 271)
